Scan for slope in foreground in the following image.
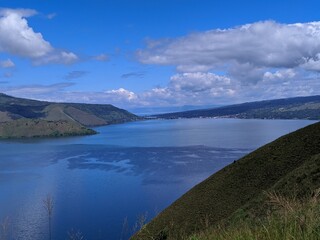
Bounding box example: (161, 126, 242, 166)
(134, 121, 320, 239)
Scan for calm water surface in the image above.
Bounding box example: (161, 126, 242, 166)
(0, 118, 315, 239)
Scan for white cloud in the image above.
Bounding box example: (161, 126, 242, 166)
(141, 87, 175, 105)
(263, 69, 296, 81)
(2, 73, 320, 108)
(0, 59, 14, 68)
(137, 20, 320, 83)
(0, 8, 78, 64)
(34, 51, 78, 65)
(136, 72, 237, 106)
(4, 17, 320, 108)
(0, 9, 51, 58)
(170, 72, 231, 92)
(1, 84, 140, 106)
(0, 8, 37, 18)
(105, 88, 138, 101)
(131, 20, 320, 106)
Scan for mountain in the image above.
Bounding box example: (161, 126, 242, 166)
(153, 95, 320, 120)
(0, 93, 140, 138)
(128, 105, 221, 116)
(133, 121, 320, 239)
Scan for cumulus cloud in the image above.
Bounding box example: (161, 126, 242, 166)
(0, 8, 37, 18)
(4, 19, 320, 108)
(140, 71, 319, 107)
(1, 84, 141, 106)
(0, 8, 78, 64)
(2, 73, 320, 108)
(170, 72, 231, 92)
(263, 69, 296, 82)
(0, 59, 14, 68)
(137, 20, 320, 83)
(105, 88, 137, 101)
(33, 51, 78, 65)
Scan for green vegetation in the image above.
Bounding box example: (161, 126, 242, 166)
(154, 95, 320, 120)
(0, 93, 140, 138)
(0, 93, 140, 126)
(190, 190, 320, 240)
(133, 121, 320, 239)
(0, 119, 96, 138)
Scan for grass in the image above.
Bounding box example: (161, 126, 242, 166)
(0, 92, 141, 139)
(133, 121, 320, 239)
(0, 119, 96, 138)
(0, 93, 140, 127)
(1, 191, 319, 240)
(189, 189, 320, 240)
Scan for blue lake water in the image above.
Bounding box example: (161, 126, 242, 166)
(0, 118, 316, 239)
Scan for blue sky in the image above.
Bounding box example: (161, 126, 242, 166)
(0, 0, 320, 108)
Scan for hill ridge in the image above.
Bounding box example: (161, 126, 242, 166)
(0, 93, 140, 138)
(154, 95, 320, 120)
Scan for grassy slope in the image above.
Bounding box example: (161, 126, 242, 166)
(134, 121, 320, 239)
(0, 93, 140, 126)
(64, 103, 138, 126)
(0, 93, 140, 138)
(192, 185, 320, 240)
(0, 119, 96, 138)
(191, 155, 320, 240)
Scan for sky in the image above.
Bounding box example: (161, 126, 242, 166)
(0, 0, 320, 108)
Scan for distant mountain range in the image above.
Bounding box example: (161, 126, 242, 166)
(153, 95, 320, 120)
(0, 93, 140, 138)
(2, 93, 320, 138)
(128, 104, 221, 116)
(134, 121, 320, 239)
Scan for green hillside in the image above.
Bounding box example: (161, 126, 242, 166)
(0, 93, 140, 126)
(0, 93, 141, 138)
(133, 121, 320, 239)
(0, 119, 96, 139)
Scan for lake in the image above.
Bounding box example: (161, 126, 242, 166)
(0, 118, 315, 240)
